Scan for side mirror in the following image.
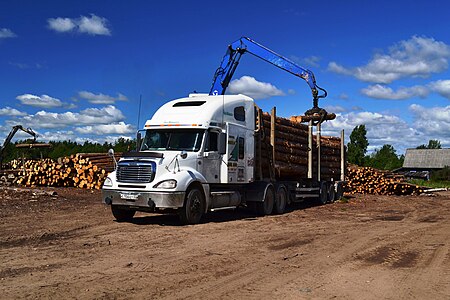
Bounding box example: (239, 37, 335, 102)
(108, 148, 115, 157)
(180, 150, 188, 159)
(108, 148, 118, 170)
(218, 132, 227, 155)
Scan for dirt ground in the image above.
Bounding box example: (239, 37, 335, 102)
(1, 187, 449, 300)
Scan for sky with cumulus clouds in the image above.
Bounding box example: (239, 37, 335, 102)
(0, 0, 449, 154)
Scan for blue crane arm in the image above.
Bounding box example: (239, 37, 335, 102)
(209, 37, 327, 110)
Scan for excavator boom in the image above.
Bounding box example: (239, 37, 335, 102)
(0, 125, 37, 169)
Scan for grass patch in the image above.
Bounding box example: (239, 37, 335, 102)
(408, 179, 450, 189)
(337, 197, 350, 203)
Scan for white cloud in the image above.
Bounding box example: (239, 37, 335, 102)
(361, 84, 429, 100)
(75, 122, 135, 135)
(429, 80, 450, 99)
(339, 93, 349, 100)
(8, 105, 125, 129)
(16, 94, 64, 108)
(328, 36, 450, 83)
(38, 130, 76, 142)
(323, 105, 348, 113)
(78, 14, 111, 36)
(228, 76, 285, 99)
(47, 14, 111, 36)
(36, 130, 132, 144)
(47, 17, 76, 33)
(290, 55, 321, 68)
(78, 91, 128, 104)
(410, 104, 450, 141)
(9, 62, 44, 69)
(322, 111, 423, 153)
(0, 28, 17, 39)
(0, 107, 27, 116)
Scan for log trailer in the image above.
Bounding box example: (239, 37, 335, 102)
(102, 37, 345, 224)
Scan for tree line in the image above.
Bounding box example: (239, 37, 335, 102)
(2, 138, 136, 163)
(347, 124, 442, 170)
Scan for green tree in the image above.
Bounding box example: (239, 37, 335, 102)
(365, 144, 403, 170)
(417, 139, 441, 149)
(347, 125, 369, 166)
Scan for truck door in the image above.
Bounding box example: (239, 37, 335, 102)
(201, 129, 221, 183)
(226, 123, 253, 183)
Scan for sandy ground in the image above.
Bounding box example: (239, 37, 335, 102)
(0, 187, 449, 299)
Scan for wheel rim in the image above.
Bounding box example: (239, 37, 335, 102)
(264, 187, 274, 214)
(328, 184, 336, 202)
(276, 188, 287, 211)
(189, 191, 202, 219)
(320, 183, 328, 204)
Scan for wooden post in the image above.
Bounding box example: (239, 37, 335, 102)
(317, 122, 321, 182)
(270, 107, 276, 166)
(255, 107, 263, 181)
(308, 120, 313, 179)
(341, 129, 345, 182)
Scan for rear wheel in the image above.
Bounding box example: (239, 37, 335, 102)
(335, 182, 344, 200)
(179, 187, 205, 225)
(328, 183, 336, 203)
(273, 186, 287, 214)
(255, 185, 274, 216)
(318, 182, 328, 205)
(111, 206, 135, 222)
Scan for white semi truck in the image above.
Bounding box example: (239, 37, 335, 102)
(102, 37, 345, 224)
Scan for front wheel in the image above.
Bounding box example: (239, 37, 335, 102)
(179, 187, 205, 225)
(111, 206, 135, 222)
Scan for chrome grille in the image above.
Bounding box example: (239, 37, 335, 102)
(116, 161, 154, 183)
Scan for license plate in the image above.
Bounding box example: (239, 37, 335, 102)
(120, 192, 140, 200)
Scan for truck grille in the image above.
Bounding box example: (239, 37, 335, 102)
(116, 160, 155, 183)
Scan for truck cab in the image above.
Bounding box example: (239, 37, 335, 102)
(102, 93, 256, 224)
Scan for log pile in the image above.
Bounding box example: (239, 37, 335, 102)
(345, 165, 424, 195)
(257, 112, 343, 181)
(9, 152, 120, 189)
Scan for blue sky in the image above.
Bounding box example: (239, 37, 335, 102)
(1, 0, 449, 154)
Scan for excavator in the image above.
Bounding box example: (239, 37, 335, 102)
(0, 125, 37, 170)
(209, 36, 333, 124)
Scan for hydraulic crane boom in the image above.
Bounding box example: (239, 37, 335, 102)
(0, 125, 37, 169)
(210, 36, 328, 116)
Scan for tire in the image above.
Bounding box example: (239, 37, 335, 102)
(273, 186, 287, 214)
(318, 182, 328, 205)
(335, 182, 344, 200)
(179, 187, 205, 225)
(328, 183, 336, 203)
(255, 185, 274, 216)
(111, 206, 135, 222)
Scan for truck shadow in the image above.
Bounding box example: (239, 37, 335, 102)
(128, 201, 320, 226)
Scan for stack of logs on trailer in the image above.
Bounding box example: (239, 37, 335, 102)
(256, 110, 343, 181)
(8, 153, 120, 189)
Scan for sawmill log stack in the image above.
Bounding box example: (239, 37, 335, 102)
(345, 165, 424, 195)
(10, 152, 120, 189)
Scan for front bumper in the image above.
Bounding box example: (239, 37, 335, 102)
(102, 189, 185, 209)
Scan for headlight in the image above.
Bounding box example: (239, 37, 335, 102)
(153, 179, 177, 189)
(103, 177, 113, 187)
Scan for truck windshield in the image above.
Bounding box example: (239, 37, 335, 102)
(140, 129, 204, 152)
